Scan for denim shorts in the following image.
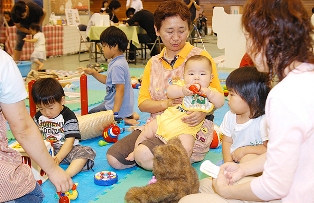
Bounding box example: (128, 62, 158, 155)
(4, 182, 44, 203)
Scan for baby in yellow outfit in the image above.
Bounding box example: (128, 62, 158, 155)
(126, 55, 225, 160)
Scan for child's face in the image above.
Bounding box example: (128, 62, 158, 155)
(102, 43, 118, 59)
(36, 99, 64, 119)
(227, 90, 250, 116)
(184, 59, 213, 88)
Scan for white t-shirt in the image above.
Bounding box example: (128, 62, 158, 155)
(0, 49, 27, 104)
(126, 0, 143, 13)
(33, 32, 46, 52)
(220, 111, 268, 153)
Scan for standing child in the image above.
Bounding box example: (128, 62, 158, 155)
(126, 55, 225, 161)
(31, 78, 96, 177)
(221, 66, 270, 163)
(23, 23, 46, 71)
(78, 26, 139, 126)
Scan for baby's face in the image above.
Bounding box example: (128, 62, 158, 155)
(184, 59, 213, 88)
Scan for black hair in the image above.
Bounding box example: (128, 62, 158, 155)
(226, 66, 270, 119)
(100, 26, 128, 52)
(11, 1, 27, 20)
(102, 0, 108, 7)
(31, 78, 65, 105)
(29, 22, 40, 32)
(108, 0, 121, 10)
(126, 7, 136, 18)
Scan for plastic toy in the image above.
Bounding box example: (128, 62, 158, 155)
(223, 85, 229, 97)
(102, 124, 120, 143)
(55, 183, 78, 203)
(131, 76, 141, 89)
(98, 140, 108, 146)
(210, 125, 223, 149)
(94, 171, 118, 186)
(189, 84, 207, 97)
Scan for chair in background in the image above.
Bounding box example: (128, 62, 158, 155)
(188, 24, 206, 50)
(77, 24, 94, 62)
(140, 37, 163, 64)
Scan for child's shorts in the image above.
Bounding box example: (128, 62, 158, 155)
(54, 145, 96, 171)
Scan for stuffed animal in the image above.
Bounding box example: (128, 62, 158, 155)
(125, 138, 200, 203)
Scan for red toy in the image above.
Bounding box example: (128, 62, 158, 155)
(56, 184, 78, 203)
(102, 124, 121, 143)
(189, 84, 207, 98)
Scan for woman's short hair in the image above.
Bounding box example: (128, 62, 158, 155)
(108, 0, 121, 10)
(154, 0, 191, 31)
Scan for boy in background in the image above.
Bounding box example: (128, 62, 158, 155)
(78, 26, 139, 125)
(31, 78, 96, 177)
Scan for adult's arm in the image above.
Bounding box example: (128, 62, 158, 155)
(38, 8, 46, 26)
(1, 100, 73, 192)
(212, 153, 266, 200)
(15, 23, 31, 34)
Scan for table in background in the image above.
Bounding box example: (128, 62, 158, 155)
(2, 26, 87, 61)
(88, 25, 142, 62)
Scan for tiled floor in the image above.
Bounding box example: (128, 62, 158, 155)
(41, 35, 233, 73)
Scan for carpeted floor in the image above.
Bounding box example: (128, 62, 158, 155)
(10, 69, 230, 203)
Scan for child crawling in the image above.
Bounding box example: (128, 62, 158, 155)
(126, 55, 225, 161)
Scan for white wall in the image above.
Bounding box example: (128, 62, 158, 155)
(212, 7, 246, 69)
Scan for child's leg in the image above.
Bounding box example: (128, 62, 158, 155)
(178, 134, 195, 158)
(33, 59, 44, 70)
(124, 112, 140, 126)
(66, 158, 88, 177)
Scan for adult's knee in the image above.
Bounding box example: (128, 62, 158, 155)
(134, 144, 153, 170)
(106, 154, 135, 169)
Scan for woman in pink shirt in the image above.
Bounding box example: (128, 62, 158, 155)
(179, 0, 314, 202)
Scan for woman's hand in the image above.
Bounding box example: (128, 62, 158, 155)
(182, 111, 206, 126)
(220, 162, 245, 185)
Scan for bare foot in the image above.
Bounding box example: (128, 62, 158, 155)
(124, 118, 139, 126)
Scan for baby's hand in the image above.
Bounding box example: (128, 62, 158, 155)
(125, 152, 135, 161)
(182, 85, 194, 96)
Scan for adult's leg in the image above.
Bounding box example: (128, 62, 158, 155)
(13, 30, 26, 61)
(106, 130, 141, 169)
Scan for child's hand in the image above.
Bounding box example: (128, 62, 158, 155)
(125, 151, 135, 161)
(53, 156, 60, 165)
(231, 147, 245, 163)
(77, 67, 97, 75)
(23, 38, 27, 41)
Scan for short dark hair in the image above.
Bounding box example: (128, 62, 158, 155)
(226, 66, 270, 119)
(29, 23, 40, 32)
(31, 78, 65, 105)
(100, 26, 128, 52)
(185, 55, 212, 72)
(108, 0, 121, 10)
(11, 1, 27, 20)
(154, 0, 191, 31)
(126, 7, 135, 18)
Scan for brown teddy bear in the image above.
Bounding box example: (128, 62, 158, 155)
(125, 138, 200, 203)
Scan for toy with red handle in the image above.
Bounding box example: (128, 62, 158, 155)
(189, 84, 207, 98)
